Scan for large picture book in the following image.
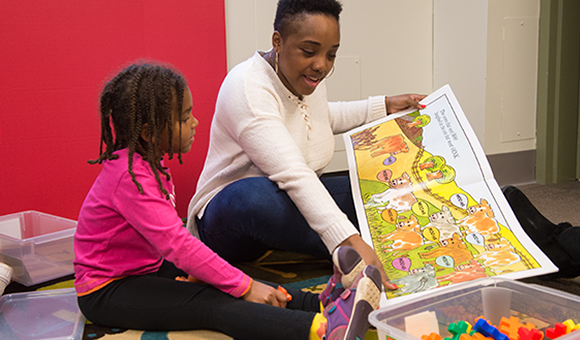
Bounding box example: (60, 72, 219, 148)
(343, 85, 557, 305)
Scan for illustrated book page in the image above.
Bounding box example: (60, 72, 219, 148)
(343, 85, 557, 306)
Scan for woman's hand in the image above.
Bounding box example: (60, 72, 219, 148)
(385, 94, 427, 114)
(339, 234, 398, 291)
(241, 280, 289, 308)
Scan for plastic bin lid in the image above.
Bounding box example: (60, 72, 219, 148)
(0, 288, 85, 340)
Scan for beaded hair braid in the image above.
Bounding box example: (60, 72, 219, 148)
(89, 62, 187, 200)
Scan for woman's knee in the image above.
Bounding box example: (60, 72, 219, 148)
(209, 177, 297, 221)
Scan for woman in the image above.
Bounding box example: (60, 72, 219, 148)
(187, 0, 425, 290)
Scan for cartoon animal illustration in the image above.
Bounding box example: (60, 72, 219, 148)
(391, 263, 438, 295)
(459, 199, 500, 237)
(424, 206, 461, 240)
(378, 215, 423, 252)
(425, 165, 456, 184)
(369, 134, 409, 158)
(419, 156, 445, 171)
(351, 126, 380, 149)
(365, 172, 418, 213)
(467, 199, 493, 215)
(407, 114, 431, 129)
(419, 233, 473, 265)
(436, 259, 487, 284)
(474, 236, 521, 270)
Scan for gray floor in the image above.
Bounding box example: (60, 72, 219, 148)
(513, 180, 580, 294)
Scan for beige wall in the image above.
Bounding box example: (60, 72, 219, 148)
(434, 0, 489, 145)
(224, 0, 540, 169)
(485, 0, 540, 155)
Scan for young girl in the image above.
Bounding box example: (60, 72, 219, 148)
(74, 62, 382, 340)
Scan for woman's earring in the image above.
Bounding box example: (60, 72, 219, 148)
(275, 52, 279, 74)
(325, 66, 335, 79)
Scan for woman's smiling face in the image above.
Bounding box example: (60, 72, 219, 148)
(274, 13, 340, 98)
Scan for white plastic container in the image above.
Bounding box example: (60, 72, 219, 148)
(0, 288, 85, 340)
(0, 263, 13, 295)
(369, 277, 580, 340)
(0, 211, 77, 286)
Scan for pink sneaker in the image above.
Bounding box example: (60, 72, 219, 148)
(319, 246, 366, 308)
(324, 265, 382, 340)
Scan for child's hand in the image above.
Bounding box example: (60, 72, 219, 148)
(277, 286, 292, 305)
(241, 281, 288, 308)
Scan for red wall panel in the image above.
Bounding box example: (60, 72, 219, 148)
(0, 1, 226, 219)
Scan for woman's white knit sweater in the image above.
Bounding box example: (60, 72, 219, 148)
(187, 51, 387, 252)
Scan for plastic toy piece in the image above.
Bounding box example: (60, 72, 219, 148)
(475, 316, 494, 327)
(498, 316, 521, 340)
(498, 316, 538, 340)
(459, 333, 493, 340)
(474, 318, 509, 340)
(277, 286, 292, 303)
(422, 332, 442, 340)
(472, 334, 495, 340)
(446, 321, 473, 340)
(175, 275, 203, 283)
(518, 327, 544, 340)
(546, 323, 567, 339)
(561, 319, 580, 333)
(406, 311, 439, 339)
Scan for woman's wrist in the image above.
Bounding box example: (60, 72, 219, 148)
(385, 96, 391, 115)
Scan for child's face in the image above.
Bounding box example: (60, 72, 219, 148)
(160, 86, 198, 155)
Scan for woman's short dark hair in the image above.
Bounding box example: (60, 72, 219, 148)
(274, 0, 343, 37)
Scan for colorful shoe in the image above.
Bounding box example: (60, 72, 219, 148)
(319, 246, 366, 308)
(324, 265, 382, 340)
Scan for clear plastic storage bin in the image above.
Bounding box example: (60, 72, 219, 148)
(0, 288, 85, 340)
(0, 211, 77, 286)
(369, 278, 580, 340)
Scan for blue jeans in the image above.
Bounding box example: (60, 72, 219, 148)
(197, 175, 359, 263)
(78, 261, 320, 340)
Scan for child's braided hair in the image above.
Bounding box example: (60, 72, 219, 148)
(89, 62, 187, 199)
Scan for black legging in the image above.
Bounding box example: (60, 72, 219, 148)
(78, 261, 321, 340)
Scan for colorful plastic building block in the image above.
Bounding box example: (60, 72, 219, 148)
(422, 332, 442, 340)
(498, 316, 538, 340)
(446, 321, 473, 340)
(562, 319, 580, 333)
(518, 327, 544, 340)
(423, 316, 578, 340)
(475, 316, 494, 327)
(473, 318, 509, 340)
(546, 323, 567, 339)
(498, 316, 521, 340)
(459, 333, 493, 340)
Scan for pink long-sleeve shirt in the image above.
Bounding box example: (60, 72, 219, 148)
(74, 149, 251, 297)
